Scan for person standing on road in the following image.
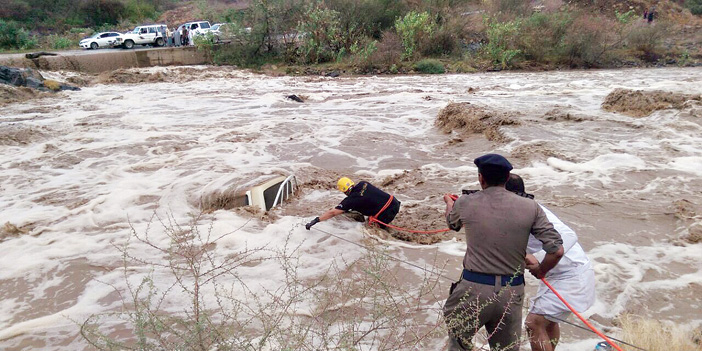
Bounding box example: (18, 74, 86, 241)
(505, 174, 596, 351)
(182, 27, 189, 46)
(166, 27, 172, 46)
(442, 154, 564, 351)
(304, 177, 401, 231)
(188, 26, 195, 46)
(174, 27, 181, 47)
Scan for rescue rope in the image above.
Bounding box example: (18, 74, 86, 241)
(541, 278, 624, 351)
(547, 315, 650, 351)
(367, 195, 452, 234)
(368, 217, 452, 234)
(309, 225, 649, 351)
(311, 225, 455, 281)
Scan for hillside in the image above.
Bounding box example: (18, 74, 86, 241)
(0, 0, 701, 71)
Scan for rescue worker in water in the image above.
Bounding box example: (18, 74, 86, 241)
(305, 177, 401, 230)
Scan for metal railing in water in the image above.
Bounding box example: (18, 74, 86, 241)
(271, 175, 297, 209)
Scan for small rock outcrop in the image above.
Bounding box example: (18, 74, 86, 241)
(0, 65, 80, 92)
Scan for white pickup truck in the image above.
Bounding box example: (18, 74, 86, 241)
(119, 24, 168, 49)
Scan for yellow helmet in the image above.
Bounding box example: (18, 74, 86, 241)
(337, 177, 355, 193)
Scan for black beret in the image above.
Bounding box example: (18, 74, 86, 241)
(474, 153, 513, 172)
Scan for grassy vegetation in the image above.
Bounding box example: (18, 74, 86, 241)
(206, 0, 700, 73)
(619, 314, 702, 351)
(1, 0, 700, 71)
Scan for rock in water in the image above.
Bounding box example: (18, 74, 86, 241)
(0, 65, 80, 91)
(0, 66, 44, 87)
(287, 94, 304, 103)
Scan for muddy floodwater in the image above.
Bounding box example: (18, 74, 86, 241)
(1, 66, 701, 350)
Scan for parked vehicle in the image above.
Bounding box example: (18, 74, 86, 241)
(177, 21, 212, 37)
(210, 23, 229, 42)
(79, 32, 123, 50)
(119, 24, 168, 49)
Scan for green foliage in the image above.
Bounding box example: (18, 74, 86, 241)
(124, 0, 158, 23)
(483, 16, 521, 68)
(69, 27, 93, 34)
(48, 35, 73, 49)
(679, 50, 690, 66)
(0, 19, 37, 50)
(296, 2, 343, 64)
(394, 11, 435, 60)
(686, 0, 702, 15)
(518, 11, 573, 63)
(350, 38, 378, 68)
(326, 0, 408, 40)
(81, 0, 126, 27)
(194, 32, 217, 62)
(414, 58, 445, 73)
(615, 9, 637, 24)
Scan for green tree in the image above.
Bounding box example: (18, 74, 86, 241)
(484, 16, 522, 68)
(394, 11, 435, 60)
(296, 2, 343, 63)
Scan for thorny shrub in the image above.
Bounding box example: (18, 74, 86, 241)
(80, 213, 447, 350)
(368, 30, 404, 67)
(626, 21, 670, 63)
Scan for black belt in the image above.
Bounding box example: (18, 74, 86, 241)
(462, 269, 524, 286)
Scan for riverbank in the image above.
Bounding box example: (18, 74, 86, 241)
(0, 46, 208, 74)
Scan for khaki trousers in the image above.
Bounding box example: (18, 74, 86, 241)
(443, 279, 524, 351)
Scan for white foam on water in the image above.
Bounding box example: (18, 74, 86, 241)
(1, 66, 701, 350)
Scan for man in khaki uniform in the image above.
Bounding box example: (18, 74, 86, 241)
(442, 154, 564, 351)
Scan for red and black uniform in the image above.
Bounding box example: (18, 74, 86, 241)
(335, 181, 400, 228)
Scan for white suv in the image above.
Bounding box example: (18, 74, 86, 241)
(119, 24, 168, 49)
(177, 21, 212, 36)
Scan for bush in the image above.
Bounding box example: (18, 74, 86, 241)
(686, 0, 702, 15)
(296, 3, 344, 64)
(49, 35, 74, 49)
(420, 24, 459, 58)
(414, 59, 445, 74)
(395, 11, 435, 60)
(124, 0, 158, 23)
(484, 0, 531, 20)
(627, 21, 669, 62)
(559, 13, 612, 67)
(518, 11, 573, 63)
(483, 16, 522, 68)
(369, 30, 403, 67)
(0, 19, 37, 50)
(80, 215, 444, 350)
(81, 0, 126, 27)
(350, 38, 378, 70)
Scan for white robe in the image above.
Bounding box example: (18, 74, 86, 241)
(527, 205, 596, 319)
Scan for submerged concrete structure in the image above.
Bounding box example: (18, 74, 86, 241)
(0, 46, 210, 74)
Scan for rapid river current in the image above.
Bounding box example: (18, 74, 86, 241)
(1, 66, 701, 350)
